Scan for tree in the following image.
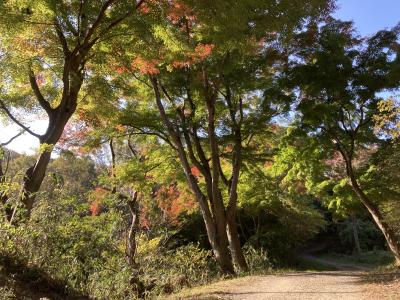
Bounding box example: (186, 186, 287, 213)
(0, 0, 145, 217)
(284, 19, 400, 264)
(113, 0, 334, 274)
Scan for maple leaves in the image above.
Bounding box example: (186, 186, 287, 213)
(132, 56, 160, 75)
(113, 42, 215, 75)
(190, 166, 201, 177)
(167, 0, 195, 26)
(89, 187, 107, 216)
(171, 43, 215, 69)
(156, 185, 197, 225)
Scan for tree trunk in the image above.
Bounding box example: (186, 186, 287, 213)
(21, 111, 73, 216)
(191, 182, 234, 274)
(226, 210, 248, 272)
(351, 215, 361, 254)
(347, 164, 400, 265)
(126, 191, 139, 267)
(211, 214, 235, 275)
(151, 77, 235, 275)
(21, 151, 52, 215)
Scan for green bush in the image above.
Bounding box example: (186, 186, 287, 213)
(243, 245, 273, 273)
(0, 194, 221, 299)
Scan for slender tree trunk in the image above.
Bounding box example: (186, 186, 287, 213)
(226, 209, 248, 272)
(126, 191, 139, 266)
(347, 163, 400, 265)
(205, 91, 235, 273)
(351, 215, 361, 254)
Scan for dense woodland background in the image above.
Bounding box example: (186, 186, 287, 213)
(0, 0, 399, 299)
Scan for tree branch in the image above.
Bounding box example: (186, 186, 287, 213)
(0, 100, 41, 139)
(54, 19, 71, 56)
(0, 130, 25, 147)
(29, 69, 54, 117)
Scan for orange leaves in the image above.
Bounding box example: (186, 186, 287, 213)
(116, 66, 129, 74)
(115, 124, 125, 133)
(170, 43, 215, 69)
(167, 0, 195, 25)
(225, 144, 233, 153)
(195, 43, 214, 60)
(156, 185, 197, 226)
(90, 201, 102, 216)
(264, 161, 273, 169)
(191, 166, 201, 177)
(89, 187, 108, 216)
(132, 56, 160, 75)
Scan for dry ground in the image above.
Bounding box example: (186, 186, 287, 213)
(167, 270, 400, 300)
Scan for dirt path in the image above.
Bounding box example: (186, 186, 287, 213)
(169, 261, 400, 300)
(169, 271, 400, 300)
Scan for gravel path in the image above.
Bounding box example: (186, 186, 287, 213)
(217, 271, 365, 300)
(169, 253, 400, 300)
(169, 270, 400, 300)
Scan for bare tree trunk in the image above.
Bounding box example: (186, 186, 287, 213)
(351, 215, 361, 254)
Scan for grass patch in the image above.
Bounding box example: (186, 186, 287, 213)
(295, 257, 334, 271)
(319, 250, 394, 268)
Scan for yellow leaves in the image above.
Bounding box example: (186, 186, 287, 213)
(374, 98, 400, 138)
(115, 124, 125, 133)
(38, 143, 54, 154)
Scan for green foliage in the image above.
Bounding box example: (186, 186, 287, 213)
(238, 159, 326, 262)
(336, 219, 385, 252)
(242, 245, 273, 273)
(321, 250, 395, 268)
(0, 194, 218, 299)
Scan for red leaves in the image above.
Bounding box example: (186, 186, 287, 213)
(132, 56, 160, 75)
(156, 185, 197, 225)
(139, 3, 150, 14)
(190, 166, 201, 177)
(90, 201, 101, 216)
(171, 43, 215, 69)
(194, 43, 214, 60)
(167, 0, 195, 25)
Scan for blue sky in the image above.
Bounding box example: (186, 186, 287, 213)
(1, 0, 400, 154)
(334, 0, 400, 36)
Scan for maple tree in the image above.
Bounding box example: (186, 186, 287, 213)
(277, 19, 400, 264)
(111, 0, 334, 274)
(0, 0, 145, 217)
